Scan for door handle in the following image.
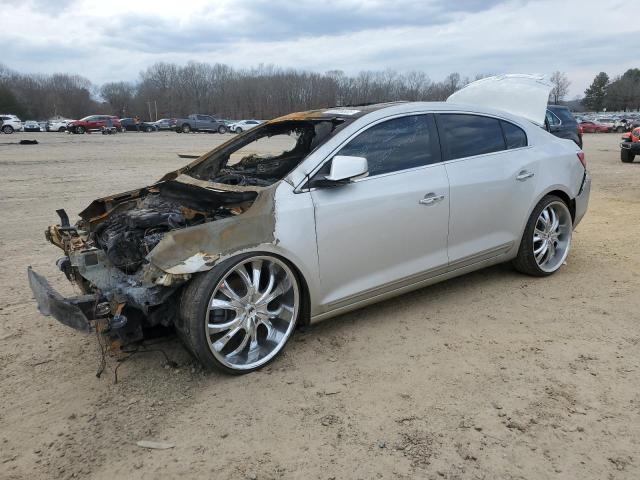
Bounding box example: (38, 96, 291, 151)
(516, 170, 535, 181)
(419, 193, 445, 206)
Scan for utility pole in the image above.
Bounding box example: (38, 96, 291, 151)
(147, 101, 153, 122)
(154, 100, 158, 122)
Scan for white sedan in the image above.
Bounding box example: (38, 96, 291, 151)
(46, 119, 75, 132)
(29, 75, 590, 374)
(229, 119, 263, 133)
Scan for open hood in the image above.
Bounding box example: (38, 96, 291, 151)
(447, 74, 552, 126)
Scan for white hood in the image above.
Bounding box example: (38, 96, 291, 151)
(447, 74, 552, 126)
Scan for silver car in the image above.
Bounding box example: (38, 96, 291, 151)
(28, 75, 591, 374)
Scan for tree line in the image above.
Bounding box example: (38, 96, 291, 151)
(0, 62, 484, 121)
(1, 60, 638, 120)
(583, 69, 640, 112)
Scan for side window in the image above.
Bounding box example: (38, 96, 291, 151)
(546, 111, 561, 126)
(336, 114, 441, 176)
(554, 109, 576, 124)
(438, 114, 506, 160)
(197, 115, 212, 121)
(500, 121, 528, 149)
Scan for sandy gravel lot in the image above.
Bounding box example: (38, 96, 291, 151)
(1, 130, 639, 480)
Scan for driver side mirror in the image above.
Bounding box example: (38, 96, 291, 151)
(306, 155, 369, 189)
(325, 155, 368, 182)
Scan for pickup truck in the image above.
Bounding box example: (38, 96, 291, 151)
(174, 114, 228, 134)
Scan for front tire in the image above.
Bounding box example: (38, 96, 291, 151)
(513, 195, 572, 277)
(58, 126, 66, 132)
(179, 253, 301, 374)
(235, 127, 243, 134)
(621, 149, 635, 163)
(182, 124, 191, 133)
(218, 125, 227, 134)
(76, 126, 85, 134)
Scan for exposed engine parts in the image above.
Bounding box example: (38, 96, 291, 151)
(93, 197, 186, 272)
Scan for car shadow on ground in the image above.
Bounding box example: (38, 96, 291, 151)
(109, 262, 523, 382)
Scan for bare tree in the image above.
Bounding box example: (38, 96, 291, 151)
(100, 82, 136, 117)
(549, 71, 570, 105)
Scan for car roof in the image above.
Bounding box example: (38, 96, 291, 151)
(269, 101, 532, 128)
(548, 105, 570, 111)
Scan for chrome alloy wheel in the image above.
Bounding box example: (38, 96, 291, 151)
(205, 256, 300, 370)
(533, 201, 572, 273)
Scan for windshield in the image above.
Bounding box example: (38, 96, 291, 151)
(185, 120, 340, 187)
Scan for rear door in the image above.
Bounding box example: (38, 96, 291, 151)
(310, 113, 450, 309)
(437, 113, 538, 264)
(197, 115, 214, 130)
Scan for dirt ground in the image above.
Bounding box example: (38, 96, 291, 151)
(1, 130, 639, 480)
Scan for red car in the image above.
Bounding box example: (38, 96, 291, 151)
(579, 121, 609, 133)
(68, 115, 121, 134)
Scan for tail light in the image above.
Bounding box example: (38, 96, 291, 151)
(578, 125, 583, 134)
(577, 151, 586, 168)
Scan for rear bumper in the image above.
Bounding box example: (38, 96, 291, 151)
(574, 172, 591, 228)
(27, 267, 98, 332)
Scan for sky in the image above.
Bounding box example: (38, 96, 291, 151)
(0, 0, 634, 97)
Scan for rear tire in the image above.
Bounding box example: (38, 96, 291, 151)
(178, 253, 302, 374)
(182, 124, 191, 133)
(621, 149, 635, 163)
(2, 125, 14, 134)
(513, 195, 572, 277)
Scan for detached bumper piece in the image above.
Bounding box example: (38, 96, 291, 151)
(27, 266, 99, 332)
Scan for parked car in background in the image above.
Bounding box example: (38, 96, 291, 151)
(595, 118, 615, 132)
(0, 114, 23, 133)
(68, 115, 121, 134)
(579, 121, 609, 134)
(620, 126, 640, 163)
(545, 106, 582, 147)
(120, 117, 158, 132)
(229, 119, 263, 133)
(23, 120, 42, 132)
(28, 74, 590, 374)
(46, 119, 74, 132)
(174, 114, 228, 134)
(150, 118, 177, 131)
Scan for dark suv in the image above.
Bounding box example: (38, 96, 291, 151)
(545, 105, 582, 148)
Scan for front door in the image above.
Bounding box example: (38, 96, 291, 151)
(310, 113, 450, 310)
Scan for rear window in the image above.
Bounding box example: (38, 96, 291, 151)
(500, 121, 527, 149)
(438, 114, 506, 160)
(552, 108, 577, 124)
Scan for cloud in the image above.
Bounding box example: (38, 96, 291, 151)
(0, 0, 633, 96)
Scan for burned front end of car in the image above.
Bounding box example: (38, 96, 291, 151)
(29, 180, 259, 345)
(27, 116, 346, 347)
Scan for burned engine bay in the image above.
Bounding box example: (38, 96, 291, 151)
(87, 119, 338, 274)
(34, 119, 340, 342)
